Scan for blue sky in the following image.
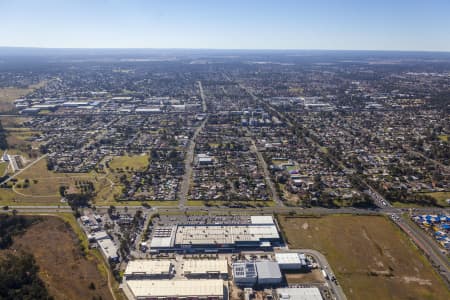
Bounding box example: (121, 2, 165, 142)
(1, 0, 449, 51)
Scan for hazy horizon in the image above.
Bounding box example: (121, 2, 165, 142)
(1, 0, 449, 52)
(1, 46, 450, 53)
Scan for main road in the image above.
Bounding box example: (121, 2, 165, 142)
(6, 203, 450, 288)
(177, 118, 207, 207)
(246, 133, 283, 207)
(394, 213, 450, 285)
(177, 81, 208, 207)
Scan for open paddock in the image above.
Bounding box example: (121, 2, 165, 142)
(278, 215, 449, 300)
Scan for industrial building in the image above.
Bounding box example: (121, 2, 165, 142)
(197, 153, 214, 166)
(149, 226, 176, 249)
(124, 260, 172, 279)
(233, 262, 258, 287)
(255, 261, 282, 285)
(174, 224, 279, 248)
(275, 253, 310, 270)
(233, 260, 282, 287)
(89, 231, 119, 262)
(182, 259, 228, 279)
(125, 279, 225, 300)
(149, 216, 281, 252)
(276, 287, 323, 300)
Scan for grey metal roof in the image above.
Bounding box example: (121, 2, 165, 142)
(255, 261, 282, 279)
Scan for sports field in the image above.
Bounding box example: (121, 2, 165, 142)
(278, 215, 449, 300)
(109, 154, 149, 171)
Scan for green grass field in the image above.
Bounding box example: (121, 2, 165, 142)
(278, 215, 450, 300)
(187, 200, 276, 207)
(0, 159, 104, 206)
(425, 191, 450, 207)
(438, 135, 448, 142)
(109, 154, 149, 171)
(0, 162, 8, 176)
(95, 200, 179, 207)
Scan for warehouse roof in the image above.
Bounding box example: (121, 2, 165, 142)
(233, 262, 257, 278)
(150, 236, 174, 248)
(276, 287, 323, 300)
(97, 238, 118, 260)
(127, 279, 224, 298)
(150, 226, 176, 248)
(275, 253, 301, 264)
(183, 259, 228, 275)
(251, 215, 274, 224)
(255, 261, 282, 279)
(175, 224, 279, 246)
(125, 260, 171, 276)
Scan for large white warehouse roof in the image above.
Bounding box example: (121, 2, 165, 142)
(127, 279, 224, 298)
(174, 224, 279, 246)
(251, 215, 275, 224)
(275, 253, 301, 265)
(125, 260, 171, 276)
(183, 259, 228, 275)
(276, 287, 323, 300)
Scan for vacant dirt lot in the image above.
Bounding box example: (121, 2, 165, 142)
(285, 269, 325, 285)
(10, 216, 113, 300)
(278, 215, 449, 300)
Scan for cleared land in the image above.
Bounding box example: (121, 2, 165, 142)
(278, 215, 450, 300)
(0, 158, 112, 206)
(0, 116, 31, 127)
(0, 116, 42, 159)
(6, 216, 113, 300)
(285, 269, 325, 285)
(0, 82, 46, 112)
(0, 155, 149, 206)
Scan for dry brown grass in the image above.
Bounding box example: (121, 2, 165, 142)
(0, 116, 31, 127)
(8, 216, 113, 300)
(278, 215, 450, 300)
(285, 269, 325, 285)
(0, 81, 46, 112)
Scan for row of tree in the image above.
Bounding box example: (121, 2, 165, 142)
(0, 120, 8, 150)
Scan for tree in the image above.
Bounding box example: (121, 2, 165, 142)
(0, 120, 8, 150)
(0, 252, 53, 299)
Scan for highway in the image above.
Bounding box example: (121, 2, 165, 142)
(394, 214, 450, 286)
